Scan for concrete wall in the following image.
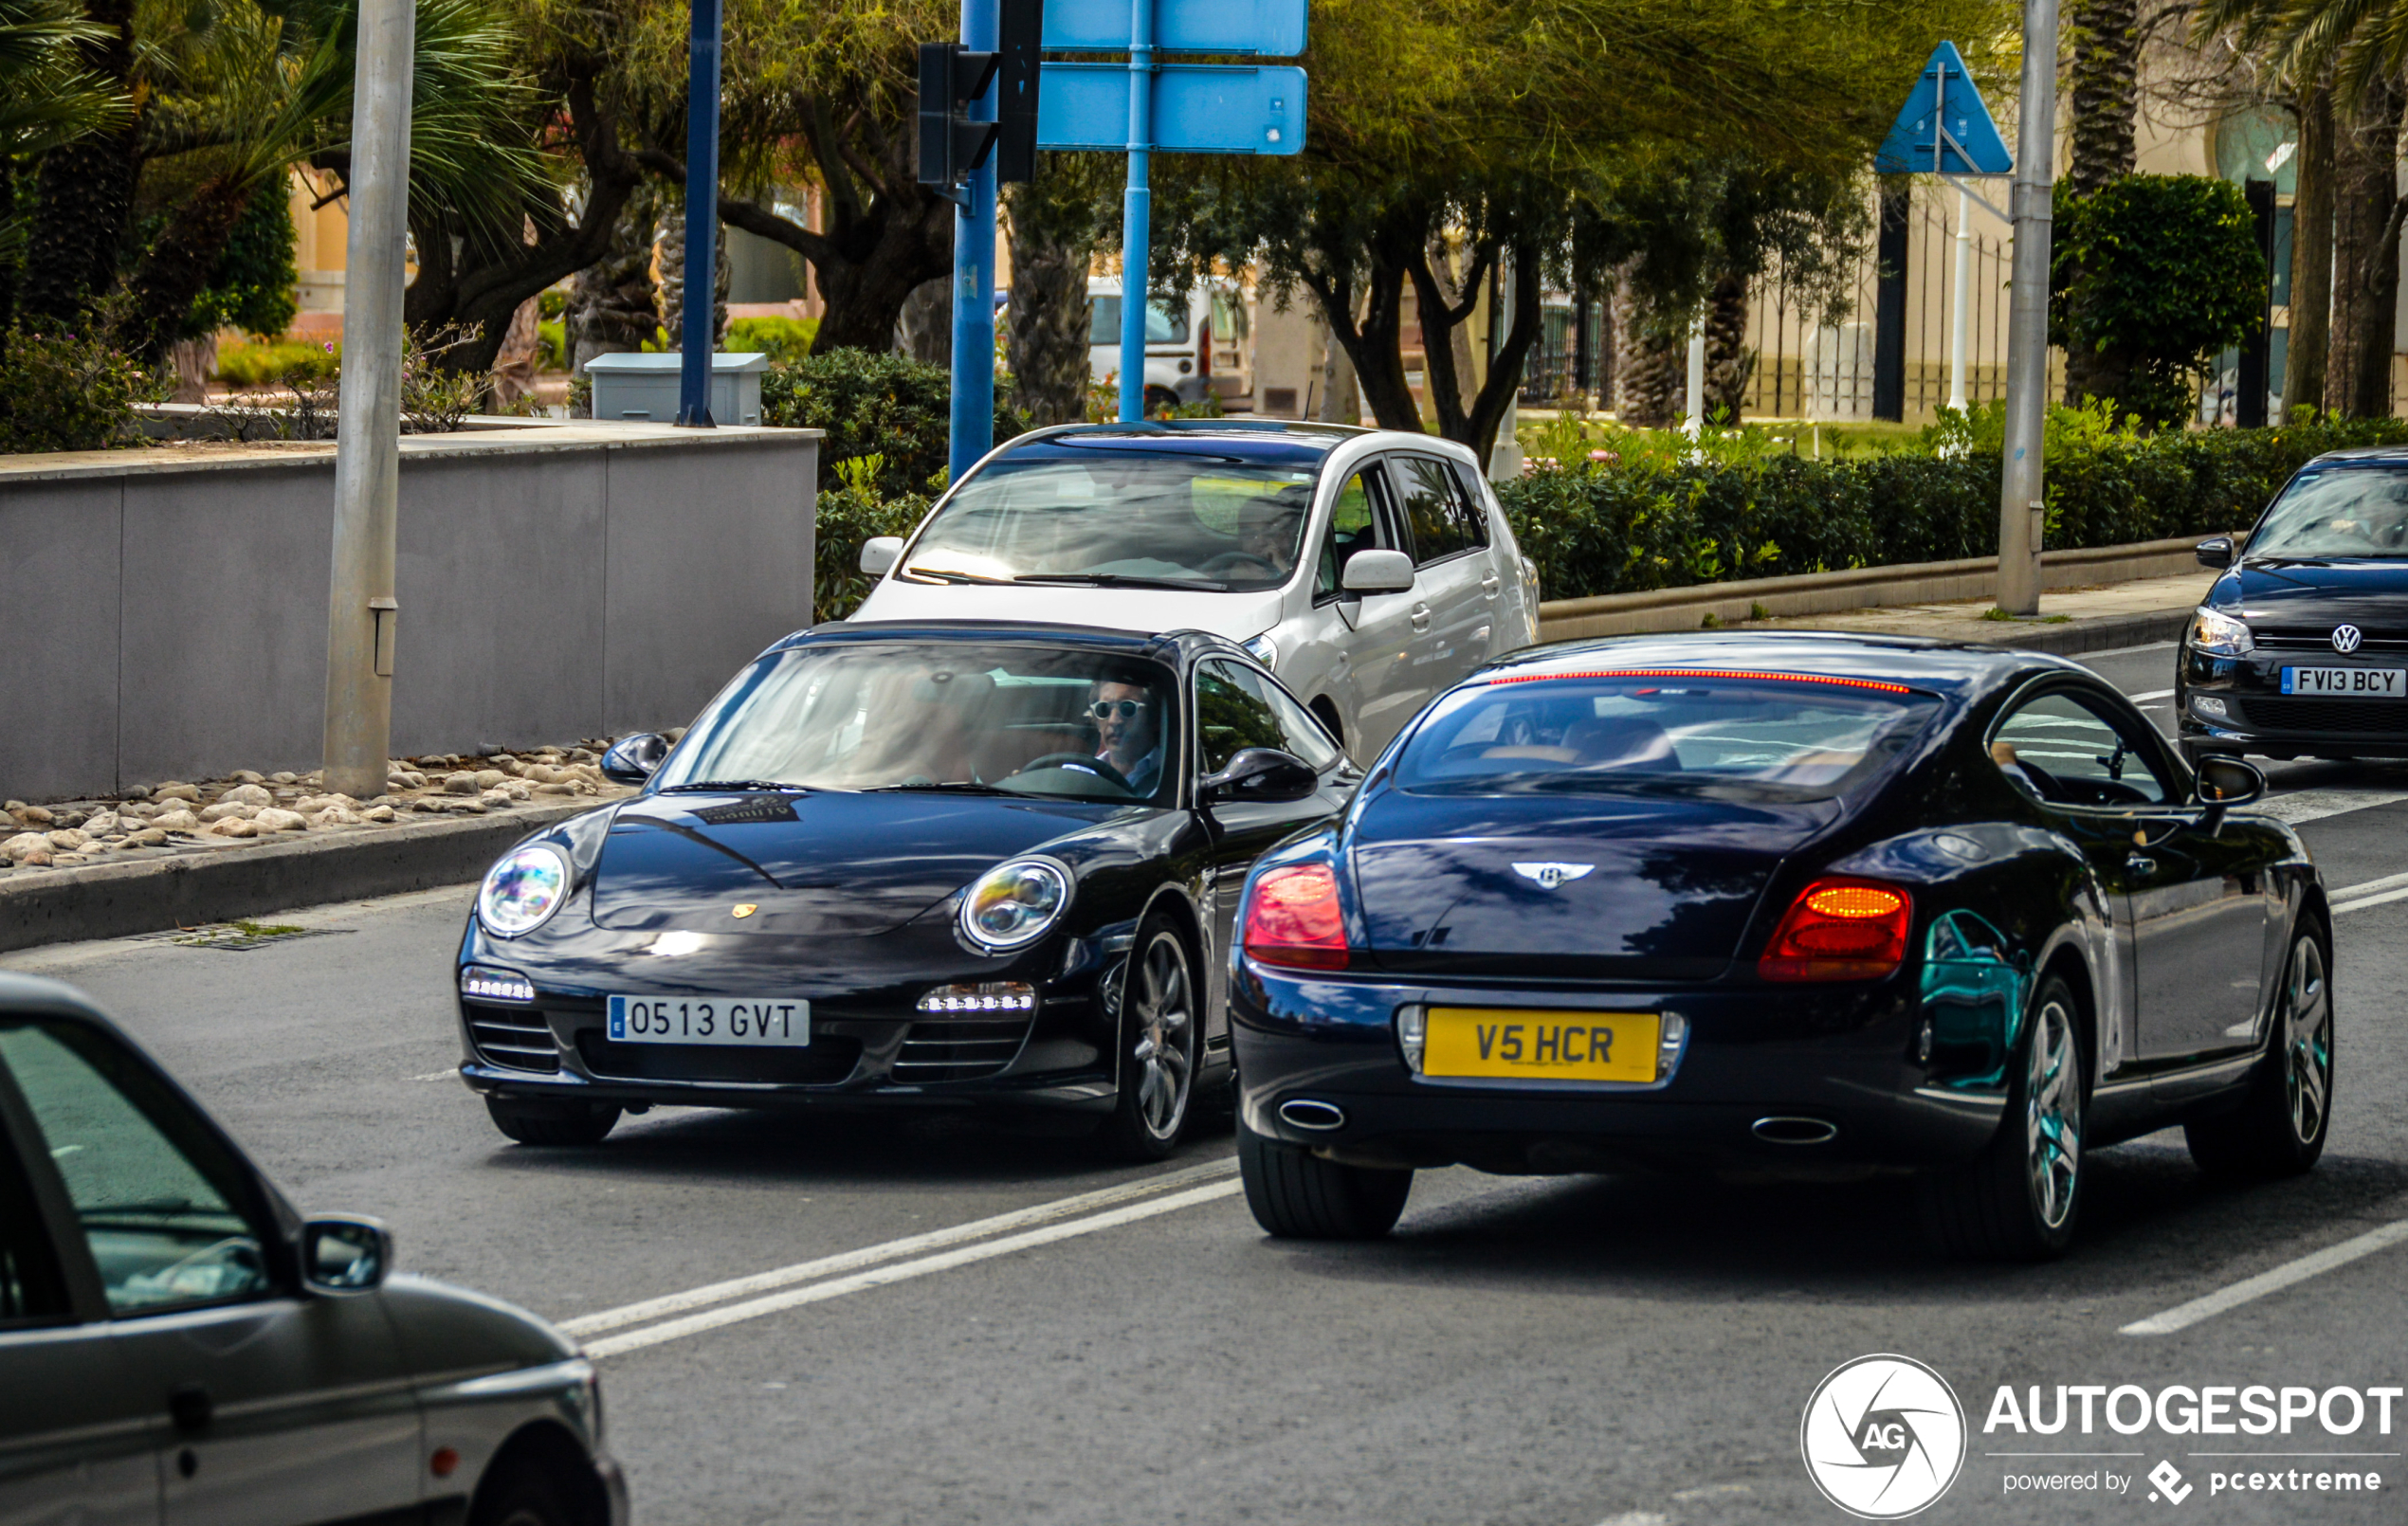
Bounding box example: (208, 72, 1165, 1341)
(1, 424, 818, 802)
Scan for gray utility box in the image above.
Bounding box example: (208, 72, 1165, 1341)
(586, 351, 770, 425)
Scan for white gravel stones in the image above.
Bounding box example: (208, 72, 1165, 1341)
(253, 808, 308, 832)
(46, 829, 87, 850)
(210, 818, 260, 839)
(294, 793, 356, 814)
(198, 802, 256, 823)
(222, 783, 273, 807)
(15, 805, 54, 826)
(152, 808, 199, 831)
(443, 772, 481, 795)
(4, 832, 49, 863)
(229, 770, 265, 785)
(152, 783, 200, 802)
(128, 827, 169, 846)
(306, 807, 362, 827)
(362, 806, 396, 823)
(82, 810, 120, 836)
(473, 769, 507, 790)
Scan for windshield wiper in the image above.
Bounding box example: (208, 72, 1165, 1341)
(862, 780, 1012, 794)
(1013, 572, 1231, 591)
(904, 566, 1015, 585)
(659, 780, 810, 793)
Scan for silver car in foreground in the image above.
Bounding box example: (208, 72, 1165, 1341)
(854, 421, 1541, 760)
(0, 973, 626, 1526)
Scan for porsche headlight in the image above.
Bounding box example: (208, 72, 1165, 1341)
(959, 858, 1070, 952)
(478, 844, 570, 937)
(2188, 605, 2253, 657)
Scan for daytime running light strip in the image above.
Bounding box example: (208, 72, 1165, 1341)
(1489, 668, 1917, 695)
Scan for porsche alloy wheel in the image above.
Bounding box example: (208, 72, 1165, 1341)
(1097, 923, 1197, 1161)
(2023, 993, 2083, 1234)
(2187, 920, 2333, 1178)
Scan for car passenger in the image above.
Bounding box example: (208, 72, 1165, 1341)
(1091, 678, 1165, 796)
(1235, 494, 1306, 578)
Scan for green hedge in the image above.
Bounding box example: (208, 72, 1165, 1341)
(1500, 417, 2408, 604)
(760, 349, 1026, 499)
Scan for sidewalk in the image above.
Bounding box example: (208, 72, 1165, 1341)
(1748, 568, 2209, 655)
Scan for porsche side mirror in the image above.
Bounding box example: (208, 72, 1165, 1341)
(301, 1215, 392, 1296)
(860, 536, 903, 576)
(1202, 748, 1320, 805)
(601, 732, 669, 784)
(1341, 549, 1415, 596)
(2194, 754, 2265, 833)
(2196, 536, 2235, 571)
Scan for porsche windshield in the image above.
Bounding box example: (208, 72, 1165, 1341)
(1395, 674, 1940, 797)
(902, 452, 1319, 591)
(2249, 468, 2408, 559)
(655, 644, 1179, 804)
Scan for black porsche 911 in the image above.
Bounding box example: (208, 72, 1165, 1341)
(2182, 446, 2408, 762)
(1230, 633, 2335, 1260)
(454, 621, 1355, 1158)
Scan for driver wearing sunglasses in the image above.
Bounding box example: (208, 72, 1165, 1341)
(1088, 679, 1165, 797)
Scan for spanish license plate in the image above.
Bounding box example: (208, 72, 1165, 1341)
(606, 995, 812, 1046)
(1423, 1008, 1660, 1082)
(2281, 666, 2404, 697)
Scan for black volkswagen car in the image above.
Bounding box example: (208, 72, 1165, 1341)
(1230, 634, 2333, 1260)
(454, 622, 1354, 1159)
(2181, 446, 2408, 762)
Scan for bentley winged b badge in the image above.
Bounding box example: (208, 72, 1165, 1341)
(1511, 863, 1596, 891)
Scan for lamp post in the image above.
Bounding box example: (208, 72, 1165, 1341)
(1997, 0, 2058, 616)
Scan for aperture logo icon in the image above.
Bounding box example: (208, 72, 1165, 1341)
(1801, 1354, 1968, 1518)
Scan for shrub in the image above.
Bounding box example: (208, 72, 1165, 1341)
(1500, 414, 2408, 604)
(0, 325, 167, 453)
(215, 339, 340, 389)
(537, 319, 567, 372)
(759, 348, 1027, 496)
(814, 455, 932, 620)
(726, 315, 817, 363)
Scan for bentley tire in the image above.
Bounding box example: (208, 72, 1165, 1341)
(2186, 919, 2333, 1178)
(1919, 973, 2087, 1262)
(486, 1096, 621, 1147)
(1237, 1119, 1413, 1240)
(1094, 919, 1200, 1162)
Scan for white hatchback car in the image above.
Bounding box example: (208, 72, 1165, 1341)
(853, 422, 1541, 759)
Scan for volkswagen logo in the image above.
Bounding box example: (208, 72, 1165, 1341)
(1800, 1353, 1967, 1518)
(1511, 862, 1595, 890)
(2333, 625, 2364, 654)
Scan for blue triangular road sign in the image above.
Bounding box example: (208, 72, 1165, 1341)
(1875, 42, 2012, 175)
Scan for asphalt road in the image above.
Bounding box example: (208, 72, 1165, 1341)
(11, 640, 2408, 1526)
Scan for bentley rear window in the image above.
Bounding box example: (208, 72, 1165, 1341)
(1395, 673, 1939, 796)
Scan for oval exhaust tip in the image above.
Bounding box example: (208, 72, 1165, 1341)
(1752, 1116, 1838, 1145)
(1278, 1099, 1347, 1132)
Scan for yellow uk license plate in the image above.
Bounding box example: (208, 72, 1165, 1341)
(1423, 1008, 1661, 1082)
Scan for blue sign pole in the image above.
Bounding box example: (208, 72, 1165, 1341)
(676, 0, 722, 427)
(1116, 0, 1152, 422)
(947, 0, 1000, 480)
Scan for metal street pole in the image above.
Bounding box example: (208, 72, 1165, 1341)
(1998, 0, 2058, 616)
(948, 0, 999, 479)
(320, 0, 413, 803)
(1949, 188, 1973, 412)
(1117, 0, 1152, 422)
(1683, 313, 1706, 439)
(676, 0, 722, 427)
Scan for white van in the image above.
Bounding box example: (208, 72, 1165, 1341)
(1086, 277, 1251, 413)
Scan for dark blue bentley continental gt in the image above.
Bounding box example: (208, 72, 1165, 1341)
(454, 621, 1355, 1160)
(2182, 446, 2408, 762)
(1230, 634, 2335, 1259)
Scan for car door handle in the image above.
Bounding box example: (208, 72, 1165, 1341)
(1481, 575, 1501, 597)
(169, 1382, 213, 1433)
(1410, 604, 1432, 631)
(2125, 854, 2154, 875)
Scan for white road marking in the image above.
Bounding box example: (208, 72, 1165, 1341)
(410, 1070, 458, 1081)
(2130, 689, 2176, 703)
(560, 1157, 1239, 1338)
(2254, 790, 2408, 826)
(2119, 1221, 2408, 1335)
(582, 1178, 1243, 1359)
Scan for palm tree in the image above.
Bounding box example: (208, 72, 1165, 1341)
(0, 0, 132, 329)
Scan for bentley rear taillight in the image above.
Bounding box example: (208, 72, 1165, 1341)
(1759, 879, 1912, 982)
(1243, 863, 1350, 971)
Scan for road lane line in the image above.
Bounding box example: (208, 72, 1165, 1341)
(2256, 790, 2408, 827)
(581, 1179, 1243, 1358)
(2130, 689, 2175, 702)
(2336, 886, 2408, 917)
(559, 1156, 1238, 1337)
(2333, 869, 2408, 899)
(2119, 1220, 2408, 1335)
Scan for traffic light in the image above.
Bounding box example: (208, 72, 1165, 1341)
(916, 0, 1040, 203)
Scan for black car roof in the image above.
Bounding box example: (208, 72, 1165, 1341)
(2298, 447, 2408, 469)
(1477, 630, 2080, 699)
(1000, 421, 1369, 467)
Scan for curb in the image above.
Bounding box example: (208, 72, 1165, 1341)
(1962, 608, 2196, 657)
(0, 801, 596, 954)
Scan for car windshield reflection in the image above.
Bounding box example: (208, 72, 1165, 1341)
(654, 644, 1180, 805)
(2251, 467, 2408, 559)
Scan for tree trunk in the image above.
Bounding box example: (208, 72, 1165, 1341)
(1702, 272, 1753, 421)
(567, 183, 662, 384)
(893, 277, 949, 365)
(166, 336, 216, 404)
(1314, 308, 1359, 423)
(488, 298, 542, 406)
(1006, 226, 1093, 427)
(659, 198, 729, 351)
(2328, 81, 2402, 418)
(19, 0, 137, 326)
(2060, 0, 2141, 405)
(1612, 265, 1681, 427)
(2286, 83, 2335, 419)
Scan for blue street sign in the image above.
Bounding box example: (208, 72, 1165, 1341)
(1041, 0, 1306, 55)
(1037, 63, 1305, 154)
(1874, 42, 2012, 176)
